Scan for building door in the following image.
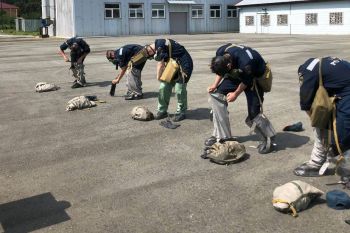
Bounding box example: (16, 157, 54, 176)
(169, 12, 187, 34)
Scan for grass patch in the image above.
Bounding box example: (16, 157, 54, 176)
(0, 29, 39, 36)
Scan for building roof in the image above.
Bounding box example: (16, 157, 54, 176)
(167, 0, 196, 4)
(0, 2, 19, 9)
(236, 0, 313, 6)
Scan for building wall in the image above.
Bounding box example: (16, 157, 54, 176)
(239, 0, 350, 35)
(55, 0, 74, 37)
(49, 0, 240, 37)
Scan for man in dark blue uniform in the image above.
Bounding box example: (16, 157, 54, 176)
(59, 37, 90, 88)
(206, 43, 276, 154)
(106, 44, 147, 100)
(145, 39, 193, 121)
(294, 57, 350, 179)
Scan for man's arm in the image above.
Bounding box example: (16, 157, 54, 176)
(77, 52, 89, 64)
(59, 50, 69, 62)
(156, 61, 165, 80)
(112, 67, 127, 84)
(207, 74, 223, 93)
(227, 82, 247, 102)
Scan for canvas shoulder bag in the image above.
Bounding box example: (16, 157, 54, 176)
(159, 39, 180, 83)
(309, 58, 334, 129)
(256, 63, 273, 92)
(130, 48, 148, 67)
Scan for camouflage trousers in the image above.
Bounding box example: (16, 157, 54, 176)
(71, 63, 86, 85)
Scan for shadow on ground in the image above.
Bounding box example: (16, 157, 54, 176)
(186, 108, 211, 120)
(0, 193, 71, 233)
(238, 132, 310, 152)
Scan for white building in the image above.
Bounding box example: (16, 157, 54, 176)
(236, 0, 350, 34)
(42, 0, 241, 38)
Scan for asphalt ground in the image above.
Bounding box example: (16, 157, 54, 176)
(1, 33, 350, 233)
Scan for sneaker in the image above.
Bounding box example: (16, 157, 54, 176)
(71, 81, 84, 89)
(155, 111, 168, 120)
(294, 162, 322, 177)
(125, 94, 143, 100)
(173, 113, 186, 122)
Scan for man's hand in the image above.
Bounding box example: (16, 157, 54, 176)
(112, 79, 120, 85)
(227, 92, 238, 102)
(207, 84, 217, 93)
(64, 57, 70, 62)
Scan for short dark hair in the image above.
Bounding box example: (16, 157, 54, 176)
(106, 50, 114, 60)
(210, 55, 231, 76)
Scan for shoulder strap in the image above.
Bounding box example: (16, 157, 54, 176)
(166, 39, 172, 58)
(318, 57, 324, 87)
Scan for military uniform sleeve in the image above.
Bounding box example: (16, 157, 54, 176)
(79, 39, 90, 53)
(59, 41, 69, 51)
(299, 61, 319, 111)
(155, 39, 169, 61)
(239, 64, 254, 86)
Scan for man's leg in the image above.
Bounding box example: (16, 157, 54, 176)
(294, 128, 327, 176)
(174, 82, 187, 121)
(125, 68, 143, 100)
(245, 87, 276, 154)
(205, 93, 232, 146)
(156, 81, 173, 119)
(76, 63, 86, 85)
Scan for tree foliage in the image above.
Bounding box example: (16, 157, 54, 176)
(2, 0, 41, 18)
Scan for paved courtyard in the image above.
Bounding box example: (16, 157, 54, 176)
(1, 33, 350, 233)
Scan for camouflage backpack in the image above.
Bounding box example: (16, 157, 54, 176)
(205, 141, 246, 165)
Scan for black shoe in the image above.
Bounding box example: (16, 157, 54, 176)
(294, 162, 322, 177)
(71, 81, 84, 89)
(173, 113, 186, 122)
(155, 111, 168, 120)
(125, 94, 143, 100)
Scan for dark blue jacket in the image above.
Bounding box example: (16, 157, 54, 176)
(155, 39, 193, 83)
(216, 43, 266, 87)
(60, 37, 90, 54)
(114, 44, 146, 70)
(299, 57, 350, 152)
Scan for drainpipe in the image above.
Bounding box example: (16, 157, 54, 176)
(289, 3, 291, 35)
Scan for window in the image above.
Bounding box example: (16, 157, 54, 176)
(210, 5, 221, 18)
(277, 14, 288, 25)
(245, 16, 254, 26)
(305, 13, 317, 25)
(330, 12, 343, 25)
(191, 5, 203, 18)
(129, 4, 143, 18)
(227, 5, 237, 18)
(261, 14, 270, 26)
(105, 3, 120, 19)
(152, 4, 165, 18)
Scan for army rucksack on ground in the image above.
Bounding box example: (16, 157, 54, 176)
(35, 82, 59, 92)
(205, 141, 246, 165)
(131, 106, 154, 121)
(66, 96, 96, 111)
(272, 180, 324, 217)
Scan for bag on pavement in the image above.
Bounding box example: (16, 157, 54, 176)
(35, 82, 59, 92)
(66, 96, 96, 111)
(131, 106, 154, 121)
(272, 180, 324, 217)
(205, 141, 246, 165)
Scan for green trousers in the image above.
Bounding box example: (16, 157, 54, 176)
(158, 81, 187, 114)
